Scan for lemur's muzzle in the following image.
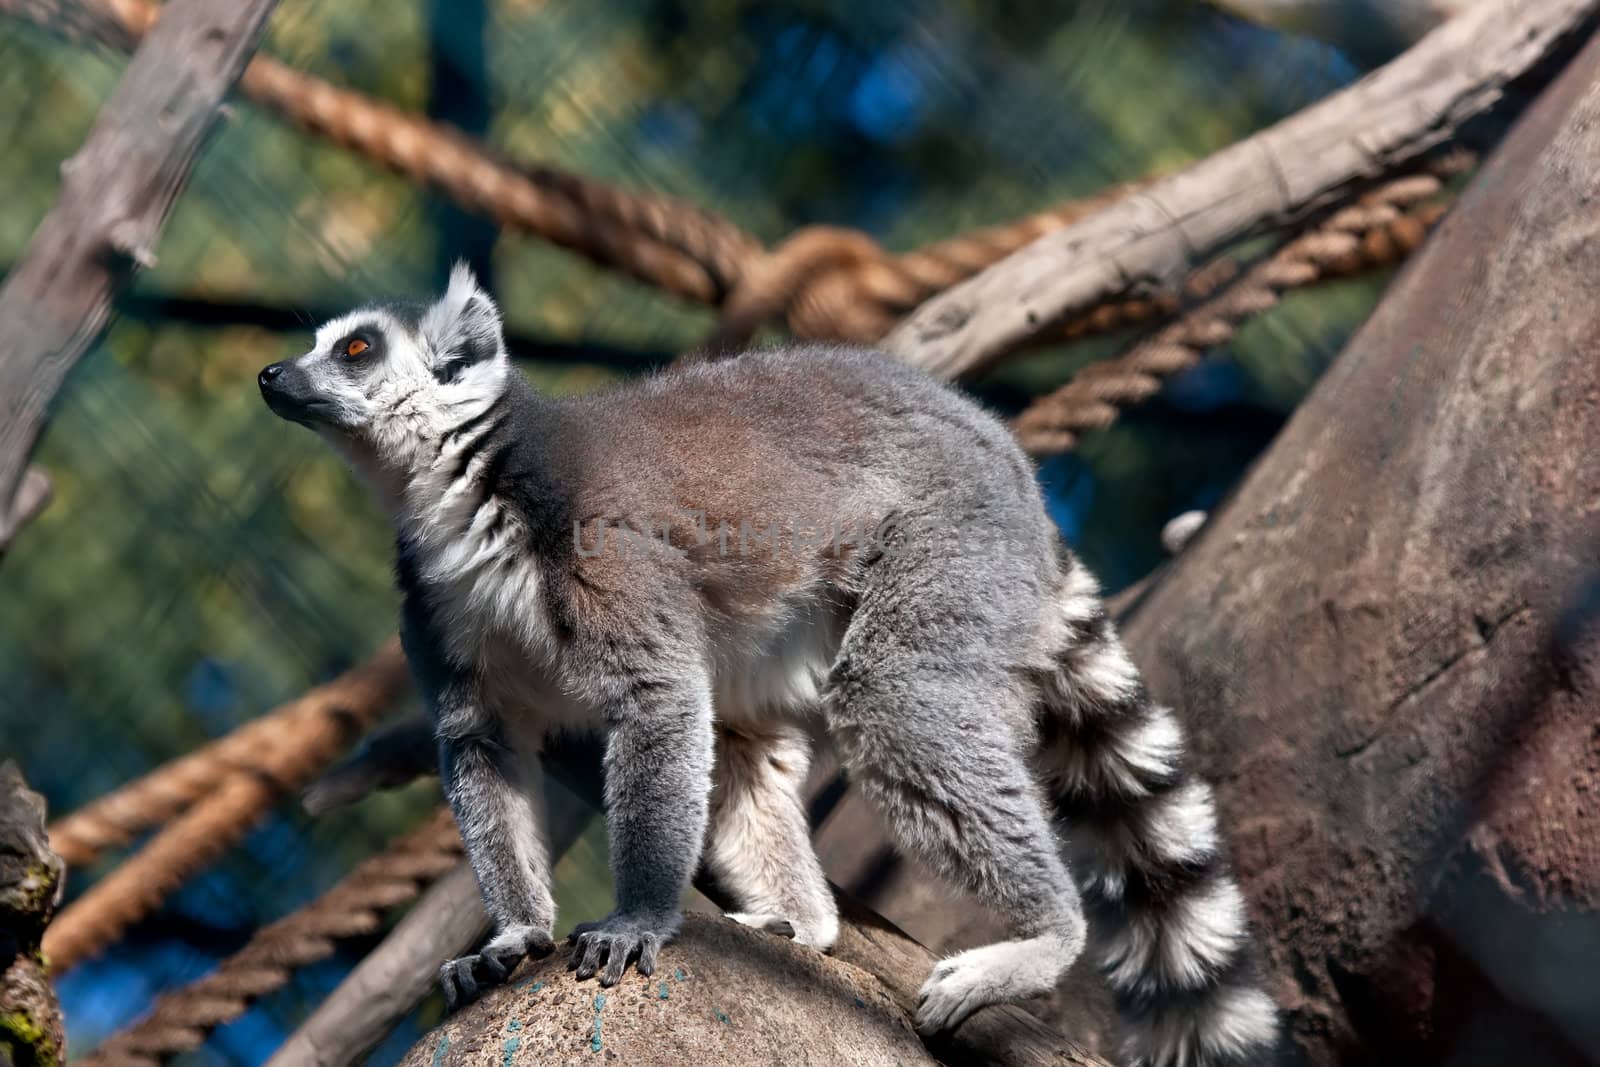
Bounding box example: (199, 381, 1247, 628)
(258, 361, 324, 425)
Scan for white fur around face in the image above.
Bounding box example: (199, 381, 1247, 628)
(292, 267, 566, 679)
(293, 264, 512, 508)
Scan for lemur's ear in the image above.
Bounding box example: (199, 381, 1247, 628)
(420, 262, 504, 382)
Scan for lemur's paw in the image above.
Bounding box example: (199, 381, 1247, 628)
(439, 924, 554, 1010)
(724, 911, 796, 939)
(916, 951, 1005, 1035)
(567, 912, 680, 986)
(726, 910, 840, 951)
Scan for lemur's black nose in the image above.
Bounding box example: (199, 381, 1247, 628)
(258, 363, 286, 387)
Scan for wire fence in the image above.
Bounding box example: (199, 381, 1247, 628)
(0, 1, 1408, 1063)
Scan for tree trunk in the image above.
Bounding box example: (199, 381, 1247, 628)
(0, 764, 65, 1067)
(1116, 27, 1600, 1064)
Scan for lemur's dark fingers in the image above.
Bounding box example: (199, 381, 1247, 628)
(636, 934, 662, 977)
(572, 933, 607, 979)
(600, 939, 634, 986)
(480, 950, 511, 980)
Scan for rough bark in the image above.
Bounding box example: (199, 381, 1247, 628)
(1112, 28, 1600, 1063)
(0, 0, 279, 552)
(883, 0, 1598, 378)
(397, 905, 1115, 1067)
(397, 914, 935, 1067)
(0, 764, 65, 1067)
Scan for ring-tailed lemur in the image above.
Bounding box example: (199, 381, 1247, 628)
(259, 265, 1278, 1066)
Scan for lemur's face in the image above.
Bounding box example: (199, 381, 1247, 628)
(259, 264, 509, 465)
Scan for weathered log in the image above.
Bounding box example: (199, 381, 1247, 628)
(398, 913, 935, 1067)
(0, 0, 279, 552)
(1113, 26, 1600, 1063)
(884, 0, 1598, 378)
(0, 763, 65, 1067)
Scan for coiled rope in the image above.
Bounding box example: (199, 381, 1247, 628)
(42, 642, 411, 971)
(3, 0, 1233, 348)
(78, 808, 462, 1067)
(1012, 162, 1466, 454)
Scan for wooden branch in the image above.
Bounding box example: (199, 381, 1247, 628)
(0, 0, 279, 554)
(883, 0, 1598, 378)
(0, 763, 66, 1067)
(0, 467, 53, 552)
(261, 729, 1115, 1062)
(385, 897, 1111, 1067)
(265, 864, 484, 1067)
(572, 744, 1111, 1066)
(397, 912, 941, 1066)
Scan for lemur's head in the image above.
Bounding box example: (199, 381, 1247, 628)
(258, 263, 510, 472)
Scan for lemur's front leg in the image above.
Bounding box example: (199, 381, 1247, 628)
(568, 656, 714, 986)
(435, 683, 557, 1008)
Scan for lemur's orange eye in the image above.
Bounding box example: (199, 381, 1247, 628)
(345, 337, 370, 357)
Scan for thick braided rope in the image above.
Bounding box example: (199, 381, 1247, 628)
(1, 0, 761, 303)
(1011, 167, 1463, 455)
(79, 808, 462, 1067)
(5, 0, 1480, 364)
(4, 0, 1180, 343)
(48, 641, 407, 868)
(779, 184, 1152, 344)
(42, 644, 412, 971)
(700, 184, 1162, 351)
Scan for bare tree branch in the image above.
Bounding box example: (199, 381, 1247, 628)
(884, 0, 1598, 378)
(265, 776, 598, 1067)
(0, 0, 280, 555)
(262, 863, 485, 1067)
(0, 467, 53, 551)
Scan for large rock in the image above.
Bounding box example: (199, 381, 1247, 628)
(401, 913, 934, 1066)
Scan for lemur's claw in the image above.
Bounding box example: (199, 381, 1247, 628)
(439, 925, 555, 1010)
(567, 913, 675, 985)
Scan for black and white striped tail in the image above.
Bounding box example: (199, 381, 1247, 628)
(1033, 556, 1278, 1067)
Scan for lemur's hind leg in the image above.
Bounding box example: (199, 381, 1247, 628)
(825, 555, 1087, 1035)
(706, 724, 839, 949)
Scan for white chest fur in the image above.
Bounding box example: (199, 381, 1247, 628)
(402, 446, 553, 668)
(711, 595, 846, 727)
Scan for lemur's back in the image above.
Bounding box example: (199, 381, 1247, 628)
(552, 343, 1059, 618)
